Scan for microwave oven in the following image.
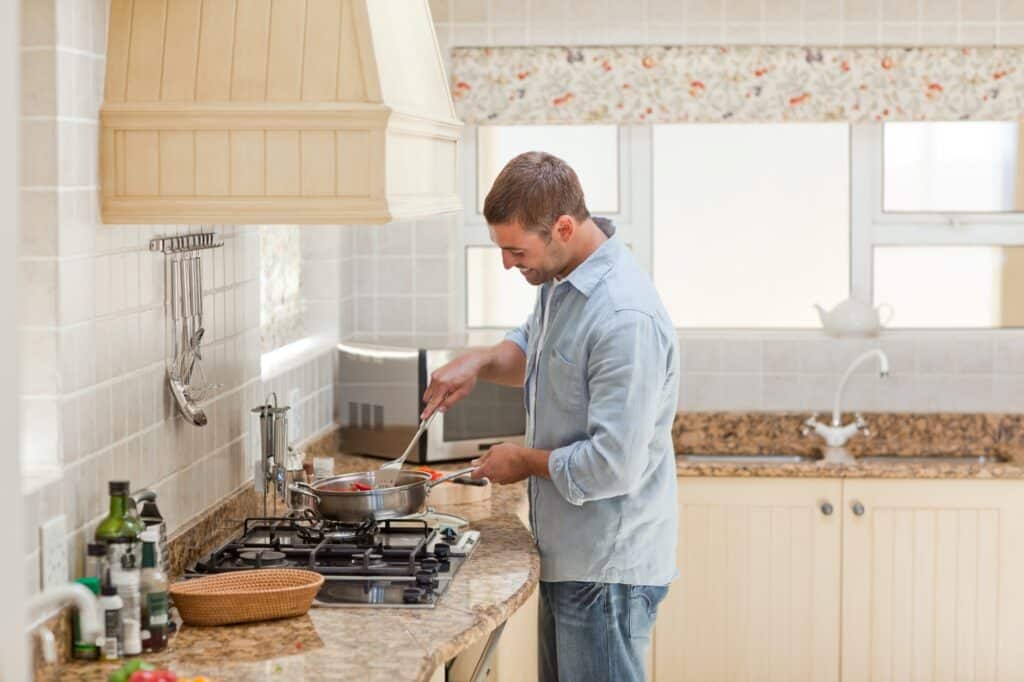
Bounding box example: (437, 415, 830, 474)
(336, 336, 526, 463)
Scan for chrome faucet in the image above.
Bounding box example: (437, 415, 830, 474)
(803, 349, 890, 464)
(27, 583, 101, 664)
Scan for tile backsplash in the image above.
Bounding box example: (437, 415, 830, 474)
(431, 0, 1024, 49)
(677, 332, 1024, 413)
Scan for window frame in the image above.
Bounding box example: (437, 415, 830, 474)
(458, 122, 1024, 332)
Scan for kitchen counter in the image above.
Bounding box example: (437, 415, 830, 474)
(676, 454, 1024, 479)
(57, 453, 538, 682)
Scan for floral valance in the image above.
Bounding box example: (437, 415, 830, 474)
(450, 46, 1024, 125)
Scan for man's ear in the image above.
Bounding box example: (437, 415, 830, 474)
(553, 214, 575, 243)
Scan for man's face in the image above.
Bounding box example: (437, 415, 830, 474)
(489, 220, 569, 286)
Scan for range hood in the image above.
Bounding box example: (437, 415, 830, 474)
(100, 0, 461, 224)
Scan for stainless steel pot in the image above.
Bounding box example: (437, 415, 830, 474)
(288, 467, 476, 523)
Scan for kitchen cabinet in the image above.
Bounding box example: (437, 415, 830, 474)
(654, 478, 842, 682)
(653, 478, 1024, 682)
(841, 479, 1024, 682)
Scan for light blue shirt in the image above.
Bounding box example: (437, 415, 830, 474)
(504, 231, 680, 586)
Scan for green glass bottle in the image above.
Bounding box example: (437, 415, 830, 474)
(95, 481, 144, 656)
(96, 481, 143, 542)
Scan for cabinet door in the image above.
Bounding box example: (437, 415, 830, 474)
(841, 479, 1024, 682)
(655, 478, 842, 682)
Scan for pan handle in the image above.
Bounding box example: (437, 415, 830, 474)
(288, 484, 321, 504)
(426, 467, 479, 490)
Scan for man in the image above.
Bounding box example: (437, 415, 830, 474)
(421, 151, 679, 682)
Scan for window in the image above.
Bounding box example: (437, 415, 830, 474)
(867, 122, 1024, 328)
(883, 122, 1022, 213)
(476, 125, 620, 213)
(874, 246, 1024, 328)
(466, 246, 536, 328)
(259, 226, 304, 352)
(458, 121, 1024, 331)
(652, 123, 850, 327)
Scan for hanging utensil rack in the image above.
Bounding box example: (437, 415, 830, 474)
(152, 231, 224, 427)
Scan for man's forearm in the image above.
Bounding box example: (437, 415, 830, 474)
(518, 447, 551, 479)
(477, 340, 527, 387)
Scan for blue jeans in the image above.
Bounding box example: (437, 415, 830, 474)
(538, 581, 669, 682)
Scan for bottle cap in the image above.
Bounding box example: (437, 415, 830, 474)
(75, 577, 100, 595)
(108, 481, 130, 495)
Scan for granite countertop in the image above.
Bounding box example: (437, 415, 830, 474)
(676, 455, 1024, 479)
(57, 453, 538, 682)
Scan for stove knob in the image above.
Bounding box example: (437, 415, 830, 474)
(441, 527, 458, 542)
(416, 570, 439, 590)
(434, 543, 451, 559)
(403, 587, 424, 604)
(421, 557, 440, 571)
(438, 559, 451, 573)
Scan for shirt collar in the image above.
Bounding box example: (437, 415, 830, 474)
(559, 234, 621, 298)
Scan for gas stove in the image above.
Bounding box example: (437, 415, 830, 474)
(186, 515, 480, 608)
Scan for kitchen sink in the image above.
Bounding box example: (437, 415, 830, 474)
(856, 454, 1007, 465)
(678, 454, 818, 464)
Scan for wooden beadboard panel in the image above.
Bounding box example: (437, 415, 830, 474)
(337, 0, 369, 102)
(230, 0, 272, 101)
(125, 0, 167, 102)
(265, 130, 300, 196)
(365, 0, 454, 120)
(302, 0, 342, 101)
(158, 131, 195, 196)
(105, 0, 133, 103)
(841, 480, 1024, 682)
(386, 132, 458, 197)
(229, 130, 266, 196)
(300, 131, 335, 196)
(266, 0, 306, 102)
(101, 196, 393, 223)
(195, 0, 236, 102)
(123, 131, 160, 195)
(656, 478, 842, 682)
(194, 131, 229, 196)
(160, 0, 201, 101)
(100, 0, 461, 223)
(335, 129, 371, 197)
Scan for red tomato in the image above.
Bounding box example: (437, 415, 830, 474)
(128, 670, 177, 682)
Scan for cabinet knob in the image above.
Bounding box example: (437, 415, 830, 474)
(851, 501, 865, 516)
(820, 501, 834, 516)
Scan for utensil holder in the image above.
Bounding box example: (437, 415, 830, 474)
(152, 231, 224, 426)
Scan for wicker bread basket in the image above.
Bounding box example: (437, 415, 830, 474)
(170, 568, 324, 626)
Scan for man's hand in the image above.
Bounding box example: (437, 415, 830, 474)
(421, 352, 484, 420)
(472, 444, 552, 484)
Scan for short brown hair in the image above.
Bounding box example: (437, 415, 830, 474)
(483, 151, 590, 235)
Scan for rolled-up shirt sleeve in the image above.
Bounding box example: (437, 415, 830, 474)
(547, 309, 670, 506)
(503, 313, 532, 355)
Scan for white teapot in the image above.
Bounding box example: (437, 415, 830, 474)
(813, 298, 893, 337)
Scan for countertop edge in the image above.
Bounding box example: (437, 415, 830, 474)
(414, 512, 540, 682)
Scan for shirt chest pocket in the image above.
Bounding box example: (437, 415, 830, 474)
(546, 345, 586, 411)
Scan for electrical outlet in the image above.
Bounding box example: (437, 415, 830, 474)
(40, 515, 68, 590)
